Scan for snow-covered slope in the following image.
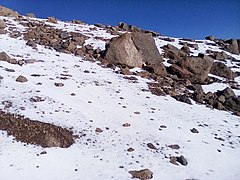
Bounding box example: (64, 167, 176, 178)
(0, 16, 240, 180)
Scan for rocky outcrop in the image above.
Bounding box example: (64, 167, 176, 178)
(169, 55, 213, 83)
(210, 61, 233, 79)
(104, 32, 167, 77)
(0, 5, 20, 18)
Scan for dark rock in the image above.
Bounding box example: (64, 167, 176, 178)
(129, 169, 153, 179)
(177, 155, 188, 166)
(26, 40, 37, 48)
(54, 82, 64, 87)
(224, 97, 240, 112)
(217, 87, 236, 99)
(168, 144, 180, 149)
(147, 143, 157, 150)
(16, 75, 28, 83)
(210, 61, 233, 79)
(190, 128, 199, 133)
(205, 35, 215, 41)
(173, 95, 192, 105)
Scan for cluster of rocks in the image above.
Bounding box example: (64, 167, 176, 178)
(102, 31, 240, 115)
(206, 35, 240, 55)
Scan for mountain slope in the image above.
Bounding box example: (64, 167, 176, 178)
(0, 10, 240, 180)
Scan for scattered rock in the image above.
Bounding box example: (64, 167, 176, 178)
(0, 52, 17, 64)
(170, 156, 178, 165)
(129, 169, 153, 180)
(127, 147, 134, 152)
(190, 128, 199, 133)
(122, 123, 131, 127)
(95, 127, 103, 133)
(30, 96, 44, 102)
(54, 82, 64, 87)
(173, 94, 192, 104)
(168, 144, 180, 149)
(26, 40, 37, 48)
(16, 75, 28, 83)
(147, 143, 157, 150)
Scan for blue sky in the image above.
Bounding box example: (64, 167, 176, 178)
(1, 0, 239, 39)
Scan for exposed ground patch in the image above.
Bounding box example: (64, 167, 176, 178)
(0, 111, 74, 148)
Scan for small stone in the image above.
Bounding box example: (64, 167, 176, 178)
(160, 125, 167, 128)
(147, 143, 157, 150)
(40, 151, 47, 155)
(170, 156, 178, 165)
(122, 123, 131, 127)
(134, 111, 140, 114)
(16, 75, 28, 83)
(54, 83, 64, 87)
(127, 148, 134, 152)
(190, 128, 199, 133)
(129, 168, 153, 179)
(168, 144, 180, 150)
(95, 128, 103, 133)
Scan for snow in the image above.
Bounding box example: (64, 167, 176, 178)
(1, 16, 240, 180)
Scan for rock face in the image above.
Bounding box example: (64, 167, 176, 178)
(105, 32, 167, 76)
(105, 33, 143, 67)
(129, 169, 153, 180)
(0, 5, 20, 18)
(170, 55, 213, 83)
(210, 61, 233, 79)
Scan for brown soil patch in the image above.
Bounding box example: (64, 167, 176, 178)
(0, 111, 74, 148)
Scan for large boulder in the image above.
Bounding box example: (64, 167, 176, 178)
(0, 5, 20, 18)
(0, 19, 6, 29)
(210, 61, 233, 79)
(104, 33, 143, 67)
(104, 32, 167, 76)
(170, 55, 213, 83)
(225, 39, 239, 55)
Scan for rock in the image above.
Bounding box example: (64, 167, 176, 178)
(205, 35, 215, 41)
(170, 55, 213, 83)
(0, 5, 20, 18)
(47, 16, 57, 23)
(0, 19, 6, 29)
(131, 32, 167, 76)
(118, 22, 129, 30)
(168, 144, 180, 149)
(170, 156, 178, 165)
(16, 75, 28, 83)
(26, 40, 37, 48)
(73, 36, 85, 46)
(147, 143, 157, 150)
(129, 169, 153, 180)
(217, 87, 236, 99)
(0, 52, 11, 62)
(225, 39, 239, 55)
(173, 94, 192, 105)
(104, 33, 143, 67)
(54, 82, 64, 87)
(95, 127, 103, 133)
(26, 13, 36, 18)
(190, 128, 199, 133)
(177, 155, 188, 166)
(210, 61, 233, 79)
(224, 97, 240, 112)
(181, 44, 191, 54)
